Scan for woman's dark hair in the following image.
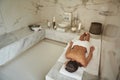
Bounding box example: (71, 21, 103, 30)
(65, 60, 79, 73)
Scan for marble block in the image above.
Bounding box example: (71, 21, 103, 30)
(45, 29, 101, 80)
(0, 33, 16, 49)
(0, 27, 45, 66)
(45, 29, 78, 43)
(46, 62, 77, 80)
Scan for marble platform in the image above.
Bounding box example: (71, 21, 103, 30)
(0, 27, 45, 66)
(45, 28, 101, 80)
(46, 62, 99, 80)
(45, 28, 84, 43)
(45, 28, 101, 43)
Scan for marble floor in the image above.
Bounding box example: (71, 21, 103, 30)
(0, 39, 66, 80)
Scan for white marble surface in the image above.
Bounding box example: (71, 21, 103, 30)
(46, 62, 99, 80)
(0, 33, 16, 49)
(46, 62, 77, 80)
(0, 27, 45, 66)
(45, 28, 85, 43)
(0, 26, 6, 36)
(45, 28, 101, 43)
(45, 28, 101, 80)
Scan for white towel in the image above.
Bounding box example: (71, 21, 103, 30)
(59, 63, 85, 80)
(72, 40, 91, 57)
(58, 37, 101, 75)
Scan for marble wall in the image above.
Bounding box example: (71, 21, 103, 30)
(38, 0, 108, 31)
(101, 0, 120, 80)
(0, 0, 112, 35)
(0, 0, 43, 34)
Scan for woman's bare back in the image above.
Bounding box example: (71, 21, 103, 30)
(66, 45, 87, 64)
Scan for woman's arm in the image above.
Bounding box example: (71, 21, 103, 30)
(65, 41, 73, 58)
(80, 46, 95, 67)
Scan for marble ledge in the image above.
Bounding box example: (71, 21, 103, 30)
(44, 27, 101, 43)
(0, 27, 45, 49)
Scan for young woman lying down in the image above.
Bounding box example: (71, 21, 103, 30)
(65, 32, 95, 73)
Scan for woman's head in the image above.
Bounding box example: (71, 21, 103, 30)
(65, 60, 79, 73)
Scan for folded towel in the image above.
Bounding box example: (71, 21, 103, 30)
(59, 63, 85, 80)
(72, 40, 91, 57)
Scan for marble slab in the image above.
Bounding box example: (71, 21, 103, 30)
(0, 26, 6, 36)
(0, 33, 16, 49)
(46, 61, 98, 80)
(11, 27, 34, 40)
(46, 62, 77, 80)
(45, 28, 82, 43)
(0, 27, 45, 66)
(45, 28, 101, 80)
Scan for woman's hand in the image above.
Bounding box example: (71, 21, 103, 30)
(69, 41, 73, 46)
(90, 46, 95, 53)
